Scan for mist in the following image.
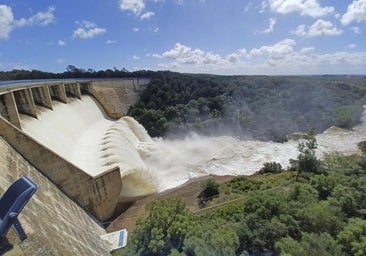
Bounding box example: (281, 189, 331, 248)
(20, 95, 366, 197)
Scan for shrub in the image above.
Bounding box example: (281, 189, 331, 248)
(259, 162, 283, 174)
(198, 178, 220, 207)
(357, 141, 366, 154)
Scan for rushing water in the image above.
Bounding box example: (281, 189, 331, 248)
(20, 96, 366, 198)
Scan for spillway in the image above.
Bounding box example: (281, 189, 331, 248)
(20, 96, 157, 199)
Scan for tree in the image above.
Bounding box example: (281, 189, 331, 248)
(123, 198, 196, 256)
(337, 218, 366, 256)
(238, 213, 289, 254)
(335, 106, 359, 128)
(310, 174, 339, 200)
(139, 109, 169, 137)
(198, 178, 220, 207)
(66, 65, 83, 73)
(276, 232, 344, 256)
(183, 219, 239, 256)
(289, 131, 322, 181)
(358, 141, 366, 154)
(259, 161, 283, 174)
(298, 201, 345, 237)
(329, 185, 359, 217)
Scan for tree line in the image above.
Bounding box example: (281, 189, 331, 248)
(0, 66, 155, 80)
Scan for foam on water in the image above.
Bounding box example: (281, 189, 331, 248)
(20, 96, 157, 198)
(20, 96, 366, 196)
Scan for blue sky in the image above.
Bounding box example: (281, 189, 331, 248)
(0, 0, 366, 75)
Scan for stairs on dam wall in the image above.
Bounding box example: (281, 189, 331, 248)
(0, 137, 110, 255)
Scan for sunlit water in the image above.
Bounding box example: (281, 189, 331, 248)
(20, 96, 366, 197)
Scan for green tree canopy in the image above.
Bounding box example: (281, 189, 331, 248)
(124, 198, 196, 256)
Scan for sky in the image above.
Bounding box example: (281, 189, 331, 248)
(0, 0, 366, 75)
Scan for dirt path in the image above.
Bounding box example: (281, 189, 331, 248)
(106, 175, 234, 232)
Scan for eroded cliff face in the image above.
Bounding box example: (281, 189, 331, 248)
(0, 137, 110, 256)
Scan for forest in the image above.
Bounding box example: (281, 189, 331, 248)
(128, 72, 366, 141)
(116, 134, 366, 256)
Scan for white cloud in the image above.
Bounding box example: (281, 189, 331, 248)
(227, 49, 248, 63)
(30, 6, 55, 26)
(341, 0, 366, 25)
(262, 18, 277, 33)
(292, 19, 342, 37)
(15, 6, 55, 27)
(153, 27, 159, 32)
(301, 47, 315, 54)
(351, 26, 361, 34)
(244, 2, 253, 13)
(158, 43, 222, 65)
(106, 40, 117, 44)
(292, 24, 307, 37)
(57, 58, 67, 63)
(133, 55, 140, 60)
(58, 40, 66, 46)
(348, 44, 356, 48)
(264, 0, 334, 17)
(249, 39, 296, 59)
(0, 5, 55, 39)
(0, 5, 14, 39)
(152, 40, 366, 75)
(73, 21, 106, 39)
(140, 11, 155, 20)
(119, 0, 145, 14)
(133, 27, 139, 32)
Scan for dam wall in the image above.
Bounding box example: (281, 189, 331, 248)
(0, 116, 122, 220)
(89, 78, 149, 118)
(0, 136, 110, 255)
(0, 78, 149, 221)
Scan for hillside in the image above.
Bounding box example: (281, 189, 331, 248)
(128, 72, 366, 141)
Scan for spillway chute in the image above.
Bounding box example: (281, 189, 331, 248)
(20, 96, 158, 202)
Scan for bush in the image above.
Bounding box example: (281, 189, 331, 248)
(259, 162, 283, 174)
(357, 141, 366, 154)
(198, 178, 220, 207)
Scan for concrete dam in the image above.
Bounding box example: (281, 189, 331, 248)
(0, 78, 153, 223)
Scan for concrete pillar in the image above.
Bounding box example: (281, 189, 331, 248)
(49, 84, 67, 103)
(0, 92, 21, 129)
(13, 88, 37, 118)
(31, 86, 53, 109)
(65, 83, 81, 99)
(80, 82, 93, 95)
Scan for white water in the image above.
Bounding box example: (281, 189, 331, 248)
(20, 96, 366, 197)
